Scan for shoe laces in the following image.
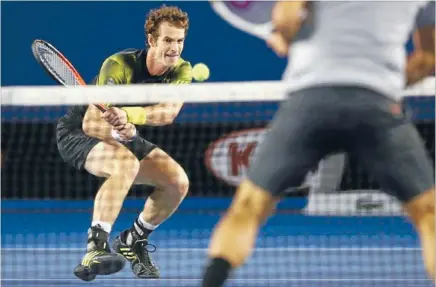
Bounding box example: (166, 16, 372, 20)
(133, 239, 156, 265)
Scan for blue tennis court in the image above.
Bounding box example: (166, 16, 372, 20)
(1, 199, 433, 287)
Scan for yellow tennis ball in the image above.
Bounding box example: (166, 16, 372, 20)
(192, 63, 210, 82)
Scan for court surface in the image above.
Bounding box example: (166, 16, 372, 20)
(1, 199, 434, 287)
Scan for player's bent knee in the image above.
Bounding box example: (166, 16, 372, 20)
(167, 168, 190, 199)
(177, 171, 190, 198)
(116, 154, 141, 180)
(404, 188, 435, 224)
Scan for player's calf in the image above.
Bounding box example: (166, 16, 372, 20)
(74, 143, 140, 281)
(202, 180, 278, 287)
(404, 188, 435, 281)
(85, 142, 140, 225)
(112, 149, 190, 279)
(140, 170, 189, 226)
(209, 180, 277, 266)
(134, 148, 190, 228)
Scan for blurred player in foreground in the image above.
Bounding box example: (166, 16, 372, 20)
(202, 2, 436, 286)
(56, 5, 192, 281)
(211, 0, 348, 207)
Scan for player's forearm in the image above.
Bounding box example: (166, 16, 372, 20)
(82, 105, 114, 141)
(407, 26, 435, 86)
(122, 103, 183, 126)
(405, 51, 435, 86)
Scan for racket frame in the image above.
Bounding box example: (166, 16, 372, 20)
(31, 39, 107, 112)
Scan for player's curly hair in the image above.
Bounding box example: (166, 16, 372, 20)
(145, 5, 190, 39)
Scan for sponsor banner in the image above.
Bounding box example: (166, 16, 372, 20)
(204, 124, 432, 217)
(304, 190, 404, 216)
(204, 128, 343, 194)
(205, 128, 266, 187)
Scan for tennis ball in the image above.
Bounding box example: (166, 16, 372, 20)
(192, 63, 210, 82)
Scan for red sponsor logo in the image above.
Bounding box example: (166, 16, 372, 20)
(228, 141, 257, 176)
(205, 128, 266, 187)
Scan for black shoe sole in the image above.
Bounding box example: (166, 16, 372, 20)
(74, 254, 126, 281)
(136, 273, 161, 279)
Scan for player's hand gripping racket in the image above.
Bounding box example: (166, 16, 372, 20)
(31, 39, 107, 112)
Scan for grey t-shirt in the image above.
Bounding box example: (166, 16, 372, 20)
(283, 1, 435, 100)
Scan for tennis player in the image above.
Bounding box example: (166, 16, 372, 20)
(202, 2, 436, 286)
(56, 5, 192, 281)
(212, 0, 348, 205)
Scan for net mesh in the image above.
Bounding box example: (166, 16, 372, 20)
(1, 79, 435, 287)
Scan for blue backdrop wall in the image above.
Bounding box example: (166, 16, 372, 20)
(2, 1, 289, 86)
(1, 1, 418, 123)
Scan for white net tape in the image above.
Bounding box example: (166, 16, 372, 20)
(2, 77, 434, 106)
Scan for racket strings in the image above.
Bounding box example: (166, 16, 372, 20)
(35, 43, 82, 86)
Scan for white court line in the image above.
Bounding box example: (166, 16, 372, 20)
(0, 278, 430, 282)
(0, 247, 422, 251)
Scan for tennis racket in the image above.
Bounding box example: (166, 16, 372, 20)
(210, 1, 274, 40)
(31, 39, 107, 112)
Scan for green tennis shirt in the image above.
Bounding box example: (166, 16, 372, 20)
(57, 48, 192, 129)
(96, 49, 192, 124)
(96, 49, 192, 85)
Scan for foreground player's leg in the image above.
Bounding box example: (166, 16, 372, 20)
(404, 189, 435, 280)
(365, 146, 435, 281)
(113, 148, 189, 278)
(74, 142, 140, 281)
(202, 88, 340, 287)
(202, 180, 278, 287)
(351, 90, 435, 282)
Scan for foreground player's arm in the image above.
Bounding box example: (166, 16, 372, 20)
(121, 62, 193, 126)
(406, 2, 435, 86)
(82, 59, 132, 141)
(267, 1, 308, 57)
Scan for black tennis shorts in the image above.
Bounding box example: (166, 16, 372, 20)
(247, 85, 434, 203)
(56, 127, 156, 171)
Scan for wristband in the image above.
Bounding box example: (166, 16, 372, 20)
(111, 127, 137, 143)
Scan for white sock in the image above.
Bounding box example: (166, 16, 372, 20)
(138, 212, 159, 231)
(91, 221, 112, 234)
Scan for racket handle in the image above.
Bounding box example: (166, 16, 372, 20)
(95, 104, 107, 112)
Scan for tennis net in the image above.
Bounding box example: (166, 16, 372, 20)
(1, 79, 435, 286)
